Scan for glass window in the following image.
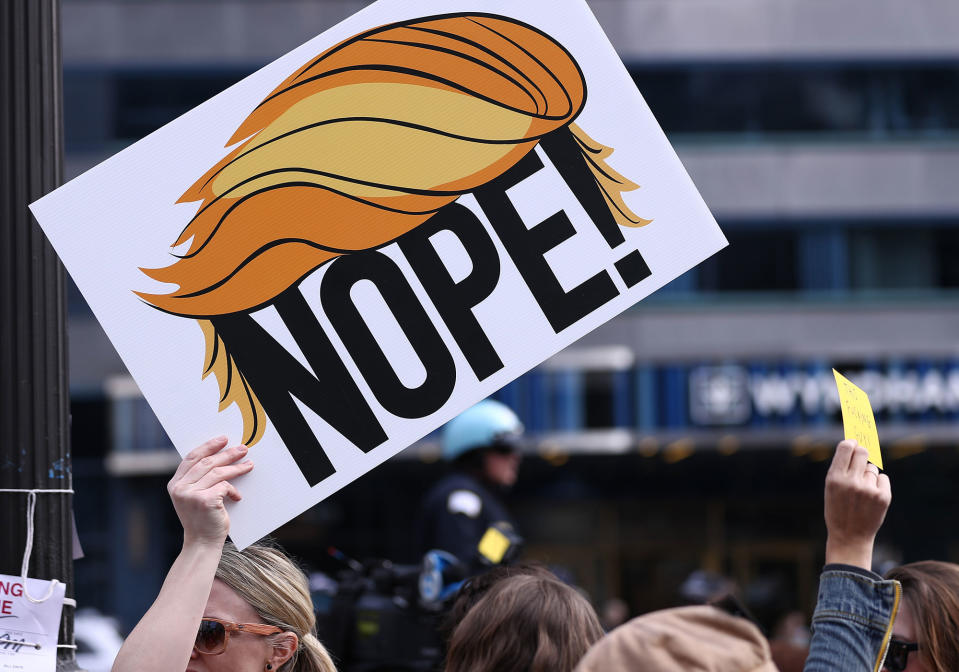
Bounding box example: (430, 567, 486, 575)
(697, 229, 798, 292)
(64, 71, 114, 151)
(113, 69, 251, 140)
(939, 229, 959, 288)
(849, 227, 959, 290)
(111, 396, 171, 453)
(61, 62, 959, 150)
(898, 68, 959, 134)
(630, 62, 959, 138)
(584, 370, 615, 428)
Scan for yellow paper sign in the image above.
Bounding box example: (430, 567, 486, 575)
(833, 369, 883, 469)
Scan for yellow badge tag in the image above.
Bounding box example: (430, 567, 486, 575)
(478, 527, 511, 564)
(833, 369, 883, 469)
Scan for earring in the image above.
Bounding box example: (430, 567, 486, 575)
(265, 665, 272, 670)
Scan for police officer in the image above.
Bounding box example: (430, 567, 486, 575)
(417, 399, 523, 573)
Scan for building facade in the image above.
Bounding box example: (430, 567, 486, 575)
(62, 0, 959, 633)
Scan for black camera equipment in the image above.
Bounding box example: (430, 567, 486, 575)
(313, 524, 523, 672)
(314, 549, 464, 672)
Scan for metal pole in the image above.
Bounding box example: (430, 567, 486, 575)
(0, 0, 81, 670)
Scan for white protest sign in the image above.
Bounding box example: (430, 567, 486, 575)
(0, 575, 64, 672)
(30, 0, 727, 548)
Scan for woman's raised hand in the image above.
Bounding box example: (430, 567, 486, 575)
(824, 439, 891, 570)
(167, 436, 254, 546)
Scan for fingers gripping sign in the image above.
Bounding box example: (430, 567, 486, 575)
(167, 436, 254, 545)
(824, 440, 892, 570)
(833, 369, 883, 469)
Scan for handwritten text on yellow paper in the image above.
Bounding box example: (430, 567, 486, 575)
(833, 369, 883, 469)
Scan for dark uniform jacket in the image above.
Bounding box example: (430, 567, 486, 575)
(417, 471, 517, 574)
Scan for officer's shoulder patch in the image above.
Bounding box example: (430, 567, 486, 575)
(447, 489, 482, 518)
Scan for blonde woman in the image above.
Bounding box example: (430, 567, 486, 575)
(111, 437, 336, 672)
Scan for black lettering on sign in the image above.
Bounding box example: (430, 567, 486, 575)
(398, 203, 504, 382)
(321, 251, 456, 419)
(212, 290, 388, 487)
(474, 147, 620, 334)
(539, 129, 652, 289)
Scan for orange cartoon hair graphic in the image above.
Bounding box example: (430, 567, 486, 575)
(136, 13, 648, 446)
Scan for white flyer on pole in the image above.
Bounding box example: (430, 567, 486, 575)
(0, 575, 64, 672)
(30, 0, 727, 547)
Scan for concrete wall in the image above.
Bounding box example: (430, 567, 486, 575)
(62, 0, 959, 65)
(682, 142, 959, 220)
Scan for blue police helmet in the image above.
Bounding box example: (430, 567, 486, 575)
(442, 399, 524, 462)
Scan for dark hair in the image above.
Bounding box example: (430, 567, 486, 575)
(445, 573, 604, 672)
(886, 561, 959, 672)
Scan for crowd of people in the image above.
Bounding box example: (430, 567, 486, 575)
(110, 404, 959, 672)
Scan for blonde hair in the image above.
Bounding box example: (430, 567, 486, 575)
(216, 541, 336, 672)
(446, 573, 604, 672)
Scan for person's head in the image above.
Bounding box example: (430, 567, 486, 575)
(189, 541, 336, 672)
(446, 573, 603, 672)
(574, 605, 777, 672)
(442, 400, 523, 488)
(884, 561, 959, 672)
(600, 598, 630, 631)
(443, 564, 557, 641)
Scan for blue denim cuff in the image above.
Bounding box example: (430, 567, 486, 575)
(822, 563, 883, 582)
(813, 569, 900, 633)
(809, 570, 901, 672)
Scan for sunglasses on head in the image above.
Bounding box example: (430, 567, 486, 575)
(884, 638, 919, 672)
(195, 617, 282, 655)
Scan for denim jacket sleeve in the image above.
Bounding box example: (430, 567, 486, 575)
(804, 565, 901, 672)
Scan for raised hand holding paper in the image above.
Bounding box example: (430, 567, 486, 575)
(833, 369, 883, 470)
(29, 0, 726, 547)
(0, 575, 65, 672)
